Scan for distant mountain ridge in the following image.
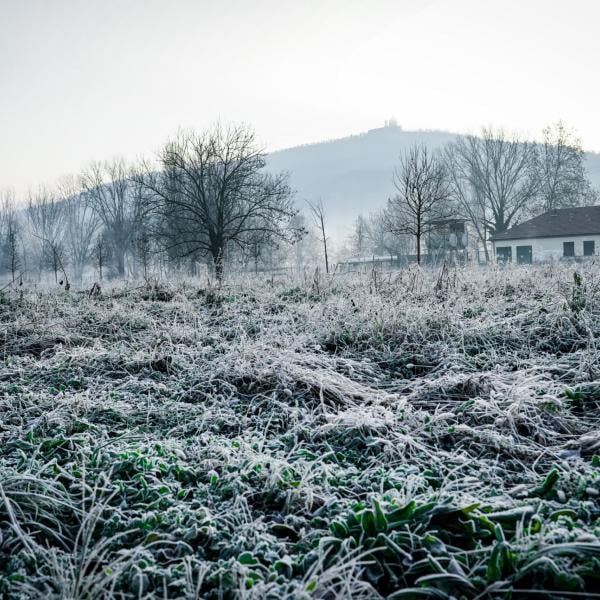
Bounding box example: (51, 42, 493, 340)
(266, 126, 600, 242)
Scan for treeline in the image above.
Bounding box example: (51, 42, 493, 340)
(0, 124, 323, 285)
(1, 122, 597, 284)
(347, 122, 598, 263)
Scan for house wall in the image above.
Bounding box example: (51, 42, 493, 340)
(493, 235, 600, 263)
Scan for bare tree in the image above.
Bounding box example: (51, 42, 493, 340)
(307, 199, 330, 274)
(350, 214, 370, 256)
(0, 194, 21, 282)
(4, 223, 21, 282)
(58, 176, 100, 282)
(94, 231, 112, 281)
(0, 190, 15, 243)
(444, 144, 492, 261)
(134, 226, 153, 280)
(26, 187, 66, 281)
(287, 213, 319, 271)
(368, 212, 408, 263)
(239, 228, 275, 274)
(445, 129, 538, 241)
(133, 124, 298, 282)
(81, 159, 141, 278)
(537, 122, 596, 213)
(385, 146, 451, 264)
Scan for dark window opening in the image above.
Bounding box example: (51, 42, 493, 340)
(496, 247, 512, 263)
(516, 245, 532, 265)
(563, 241, 575, 257)
(584, 240, 595, 256)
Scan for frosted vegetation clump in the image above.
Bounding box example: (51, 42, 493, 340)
(1, 264, 600, 598)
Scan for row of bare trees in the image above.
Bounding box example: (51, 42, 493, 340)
(1, 172, 131, 285)
(349, 123, 597, 264)
(0, 124, 303, 285)
(1, 121, 595, 282)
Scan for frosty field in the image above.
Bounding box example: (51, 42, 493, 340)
(1, 265, 600, 599)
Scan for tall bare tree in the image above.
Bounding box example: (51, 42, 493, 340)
(133, 124, 298, 282)
(58, 176, 101, 282)
(385, 146, 451, 264)
(134, 226, 153, 279)
(444, 128, 539, 260)
(537, 122, 596, 212)
(350, 214, 370, 256)
(444, 143, 491, 261)
(26, 187, 67, 281)
(93, 231, 112, 281)
(287, 213, 320, 271)
(81, 159, 141, 278)
(0, 193, 21, 282)
(445, 129, 538, 238)
(307, 199, 330, 274)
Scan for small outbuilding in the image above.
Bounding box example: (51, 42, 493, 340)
(427, 218, 469, 264)
(491, 206, 600, 264)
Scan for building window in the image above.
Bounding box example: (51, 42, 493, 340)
(584, 240, 595, 256)
(563, 241, 575, 257)
(496, 247, 512, 263)
(516, 245, 532, 265)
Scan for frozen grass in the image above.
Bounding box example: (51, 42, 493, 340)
(1, 264, 600, 598)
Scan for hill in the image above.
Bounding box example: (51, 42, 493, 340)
(267, 125, 600, 242)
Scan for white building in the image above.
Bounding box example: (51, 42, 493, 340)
(491, 207, 600, 264)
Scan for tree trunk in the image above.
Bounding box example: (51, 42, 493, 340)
(215, 260, 223, 283)
(212, 245, 224, 283)
(483, 228, 490, 263)
(116, 249, 126, 278)
(321, 214, 329, 274)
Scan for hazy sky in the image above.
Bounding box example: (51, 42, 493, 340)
(1, 0, 599, 194)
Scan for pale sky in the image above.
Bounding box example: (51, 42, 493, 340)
(1, 0, 599, 194)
